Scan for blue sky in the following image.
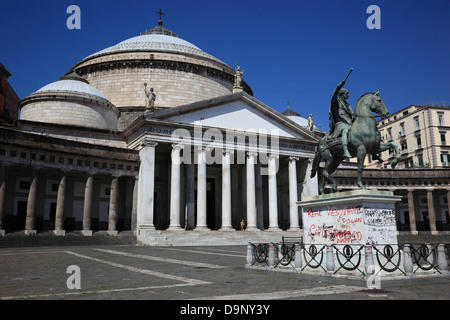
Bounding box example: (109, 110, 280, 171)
(1, 0, 449, 131)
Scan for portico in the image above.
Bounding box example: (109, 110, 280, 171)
(128, 92, 319, 244)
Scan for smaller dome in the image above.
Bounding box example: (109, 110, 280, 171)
(20, 74, 119, 130)
(37, 79, 108, 100)
(282, 104, 318, 130)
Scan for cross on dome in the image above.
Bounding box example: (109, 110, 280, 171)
(156, 9, 165, 26)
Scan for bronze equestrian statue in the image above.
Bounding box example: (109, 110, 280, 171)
(310, 69, 400, 194)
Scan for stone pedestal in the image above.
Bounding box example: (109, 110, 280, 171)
(297, 190, 401, 245)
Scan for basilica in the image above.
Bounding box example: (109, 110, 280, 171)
(0, 18, 321, 244)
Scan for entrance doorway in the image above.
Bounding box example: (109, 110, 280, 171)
(16, 201, 27, 231)
(422, 212, 430, 231)
(207, 178, 217, 230)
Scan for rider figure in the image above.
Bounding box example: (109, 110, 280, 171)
(329, 80, 383, 162)
(329, 80, 353, 160)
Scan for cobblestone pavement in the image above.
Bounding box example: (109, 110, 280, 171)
(0, 244, 449, 305)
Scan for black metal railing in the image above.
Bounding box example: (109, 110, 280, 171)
(247, 240, 450, 277)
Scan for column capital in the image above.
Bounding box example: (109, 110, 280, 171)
(268, 153, 279, 159)
(223, 149, 235, 155)
(197, 146, 211, 152)
(171, 144, 185, 150)
(247, 151, 258, 157)
(288, 156, 300, 162)
(141, 139, 158, 148)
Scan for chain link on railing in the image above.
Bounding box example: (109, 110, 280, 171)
(373, 244, 404, 274)
(333, 244, 364, 275)
(247, 240, 450, 277)
(302, 244, 326, 271)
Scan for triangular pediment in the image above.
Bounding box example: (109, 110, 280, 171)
(149, 92, 319, 141)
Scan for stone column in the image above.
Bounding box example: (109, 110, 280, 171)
(301, 158, 318, 198)
(53, 174, 66, 236)
(131, 176, 138, 235)
(185, 163, 195, 230)
(168, 144, 183, 230)
(82, 174, 94, 236)
(0, 166, 8, 236)
(25, 170, 38, 235)
(137, 140, 158, 235)
(196, 147, 208, 230)
(220, 150, 233, 231)
(288, 156, 300, 231)
(246, 152, 258, 231)
(427, 189, 437, 235)
(108, 175, 119, 235)
(267, 154, 280, 231)
(407, 189, 417, 234)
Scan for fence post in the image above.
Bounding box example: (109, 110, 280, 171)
(326, 245, 334, 274)
(278, 243, 283, 262)
(246, 243, 253, 267)
(294, 243, 302, 272)
(403, 244, 414, 276)
(426, 243, 435, 267)
(268, 244, 275, 270)
(364, 245, 375, 277)
(437, 243, 448, 274)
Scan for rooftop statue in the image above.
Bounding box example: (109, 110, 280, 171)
(307, 114, 314, 131)
(144, 83, 156, 112)
(234, 66, 244, 88)
(310, 69, 400, 194)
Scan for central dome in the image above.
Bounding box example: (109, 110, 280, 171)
(70, 24, 252, 110)
(84, 33, 226, 66)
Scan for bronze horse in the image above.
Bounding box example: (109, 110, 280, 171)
(311, 91, 400, 194)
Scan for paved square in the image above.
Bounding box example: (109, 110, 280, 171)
(0, 244, 449, 302)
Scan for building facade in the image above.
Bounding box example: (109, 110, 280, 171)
(0, 21, 320, 242)
(0, 63, 20, 125)
(365, 104, 450, 169)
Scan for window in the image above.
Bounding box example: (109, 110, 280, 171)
(441, 133, 446, 145)
(387, 128, 392, 140)
(19, 180, 30, 190)
(416, 136, 422, 149)
(414, 116, 420, 130)
(418, 156, 424, 167)
(399, 122, 405, 136)
(441, 154, 450, 166)
(403, 110, 409, 116)
(438, 113, 444, 126)
(401, 141, 408, 151)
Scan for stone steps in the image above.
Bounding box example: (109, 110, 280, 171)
(155, 230, 303, 247)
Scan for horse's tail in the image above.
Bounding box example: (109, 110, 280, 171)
(310, 143, 322, 179)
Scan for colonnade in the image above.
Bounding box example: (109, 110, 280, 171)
(0, 166, 134, 236)
(137, 141, 310, 234)
(405, 189, 450, 234)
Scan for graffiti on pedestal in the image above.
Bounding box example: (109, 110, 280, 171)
(304, 205, 397, 245)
